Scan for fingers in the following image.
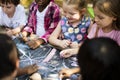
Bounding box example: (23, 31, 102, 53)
(5, 28, 11, 31)
(59, 72, 65, 79)
(65, 40, 71, 46)
(70, 42, 79, 48)
(60, 50, 71, 58)
(22, 31, 28, 37)
(59, 68, 70, 79)
(31, 65, 39, 74)
(59, 70, 67, 79)
(26, 40, 38, 49)
(61, 40, 70, 49)
(32, 64, 39, 70)
(22, 37, 28, 42)
(62, 43, 69, 48)
(25, 64, 39, 74)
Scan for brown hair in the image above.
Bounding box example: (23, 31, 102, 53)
(94, 0, 120, 30)
(0, 0, 20, 6)
(63, 0, 86, 10)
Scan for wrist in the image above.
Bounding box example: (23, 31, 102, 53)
(57, 40, 63, 47)
(37, 38, 45, 45)
(71, 68, 80, 74)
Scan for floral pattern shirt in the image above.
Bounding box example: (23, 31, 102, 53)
(61, 16, 91, 43)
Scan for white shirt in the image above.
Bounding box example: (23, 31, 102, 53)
(0, 4, 27, 28)
(36, 6, 48, 37)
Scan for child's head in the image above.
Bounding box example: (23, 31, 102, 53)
(93, 0, 120, 30)
(35, 0, 50, 6)
(62, 0, 86, 24)
(0, 0, 20, 17)
(0, 0, 20, 6)
(0, 34, 19, 79)
(77, 37, 120, 80)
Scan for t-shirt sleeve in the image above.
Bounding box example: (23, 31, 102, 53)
(87, 23, 97, 39)
(16, 4, 27, 26)
(0, 7, 2, 25)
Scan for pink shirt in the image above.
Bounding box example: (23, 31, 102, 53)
(88, 23, 120, 45)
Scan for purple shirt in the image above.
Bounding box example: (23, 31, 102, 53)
(23, 1, 60, 42)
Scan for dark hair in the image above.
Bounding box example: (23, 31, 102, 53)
(77, 37, 120, 80)
(93, 0, 120, 30)
(0, 34, 19, 78)
(0, 0, 20, 6)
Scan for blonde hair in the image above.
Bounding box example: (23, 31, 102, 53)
(63, 0, 86, 10)
(94, 0, 120, 30)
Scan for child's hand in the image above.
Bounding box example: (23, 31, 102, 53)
(30, 34, 38, 40)
(19, 31, 29, 42)
(12, 27, 21, 35)
(6, 28, 13, 36)
(25, 64, 39, 74)
(59, 40, 71, 49)
(60, 48, 79, 58)
(26, 38, 44, 49)
(59, 68, 74, 79)
(22, 31, 28, 37)
(70, 42, 79, 48)
(60, 49, 74, 58)
(26, 40, 39, 49)
(22, 36, 28, 42)
(29, 72, 42, 80)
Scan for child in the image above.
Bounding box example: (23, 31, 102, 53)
(0, 0, 27, 36)
(21, 0, 60, 49)
(78, 37, 120, 80)
(88, 0, 120, 45)
(59, 37, 120, 80)
(59, 0, 120, 57)
(49, 0, 91, 58)
(0, 33, 19, 80)
(0, 34, 39, 80)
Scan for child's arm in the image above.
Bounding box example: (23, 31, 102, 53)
(48, 22, 62, 47)
(87, 22, 98, 39)
(48, 22, 71, 49)
(19, 31, 30, 42)
(59, 67, 80, 79)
